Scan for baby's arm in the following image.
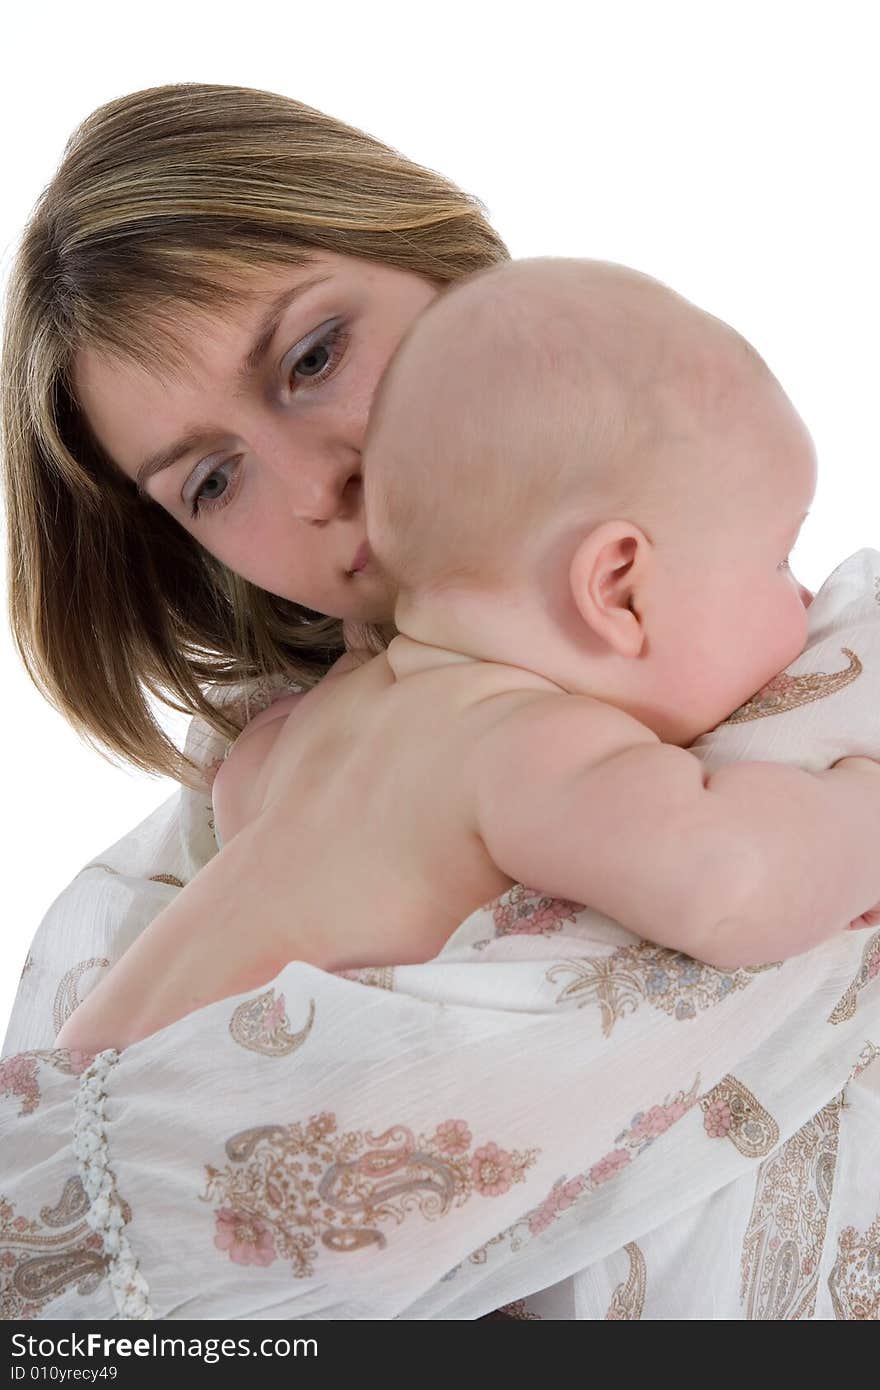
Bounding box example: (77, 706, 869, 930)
(54, 653, 375, 1053)
(473, 695, 880, 969)
(54, 805, 330, 1053)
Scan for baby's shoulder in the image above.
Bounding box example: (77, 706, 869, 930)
(475, 687, 659, 781)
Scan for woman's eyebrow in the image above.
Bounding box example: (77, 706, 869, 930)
(135, 273, 334, 496)
(136, 427, 219, 497)
(236, 273, 333, 385)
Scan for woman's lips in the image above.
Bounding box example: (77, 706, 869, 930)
(348, 541, 371, 575)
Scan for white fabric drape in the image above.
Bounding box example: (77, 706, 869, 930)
(2, 551, 879, 1320)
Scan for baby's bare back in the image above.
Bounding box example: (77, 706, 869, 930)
(215, 633, 676, 972)
(215, 634, 880, 978)
(55, 638, 880, 1055)
(222, 639, 554, 967)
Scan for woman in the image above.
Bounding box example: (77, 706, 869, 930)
(2, 84, 878, 1321)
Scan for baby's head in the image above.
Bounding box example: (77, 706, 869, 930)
(364, 259, 816, 744)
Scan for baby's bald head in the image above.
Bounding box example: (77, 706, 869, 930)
(364, 258, 791, 606)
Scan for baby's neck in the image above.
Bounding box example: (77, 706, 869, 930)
(392, 592, 695, 747)
(384, 631, 567, 696)
(393, 590, 561, 683)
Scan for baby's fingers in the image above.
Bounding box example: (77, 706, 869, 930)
(847, 908, 880, 930)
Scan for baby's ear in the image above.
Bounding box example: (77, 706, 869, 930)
(568, 521, 648, 658)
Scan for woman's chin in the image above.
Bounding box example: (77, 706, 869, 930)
(339, 572, 398, 626)
(336, 589, 397, 627)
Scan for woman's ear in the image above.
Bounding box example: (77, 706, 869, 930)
(568, 521, 649, 658)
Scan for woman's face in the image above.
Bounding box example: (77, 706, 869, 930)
(74, 253, 439, 623)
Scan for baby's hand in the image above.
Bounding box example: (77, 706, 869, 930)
(831, 758, 880, 928)
(832, 755, 880, 776)
(848, 907, 880, 929)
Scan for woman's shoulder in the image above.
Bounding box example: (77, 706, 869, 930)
(211, 692, 308, 847)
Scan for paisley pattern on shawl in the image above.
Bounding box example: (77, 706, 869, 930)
(203, 1113, 539, 1278)
(3, 551, 880, 1319)
(0, 1180, 108, 1320)
(828, 1213, 880, 1319)
(739, 1098, 843, 1319)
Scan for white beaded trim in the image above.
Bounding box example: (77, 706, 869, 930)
(72, 1049, 154, 1320)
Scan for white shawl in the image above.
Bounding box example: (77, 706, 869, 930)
(2, 551, 879, 1320)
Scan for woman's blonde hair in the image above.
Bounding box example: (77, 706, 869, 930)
(1, 83, 508, 786)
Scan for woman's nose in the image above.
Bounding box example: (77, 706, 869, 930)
(288, 453, 362, 525)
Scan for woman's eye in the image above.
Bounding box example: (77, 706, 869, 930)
(288, 322, 348, 389)
(294, 342, 331, 378)
(188, 455, 242, 520)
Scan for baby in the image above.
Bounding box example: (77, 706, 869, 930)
(56, 258, 880, 1051)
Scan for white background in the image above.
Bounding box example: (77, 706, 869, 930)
(2, 0, 879, 1036)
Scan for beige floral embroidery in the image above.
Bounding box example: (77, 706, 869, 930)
(75, 861, 116, 879)
(0, 1050, 94, 1117)
(228, 990, 316, 1058)
(828, 1213, 880, 1319)
(75, 863, 185, 889)
(202, 758, 226, 791)
(491, 1297, 541, 1319)
(0, 1181, 107, 1319)
(701, 1075, 780, 1158)
(203, 1113, 538, 1279)
(849, 1041, 880, 1081)
(725, 648, 862, 723)
(829, 931, 880, 1024)
(605, 1242, 647, 1319)
(53, 960, 111, 1035)
(740, 1097, 842, 1319)
(212, 678, 300, 732)
(335, 966, 396, 991)
(547, 943, 766, 1037)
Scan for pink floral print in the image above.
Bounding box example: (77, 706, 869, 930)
(433, 1120, 472, 1154)
(471, 1143, 515, 1197)
(702, 1096, 733, 1139)
(490, 884, 581, 937)
(0, 1055, 39, 1117)
(589, 1149, 633, 1187)
(0, 1050, 93, 1118)
(458, 1080, 701, 1272)
(204, 1112, 539, 1278)
(214, 1207, 277, 1267)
